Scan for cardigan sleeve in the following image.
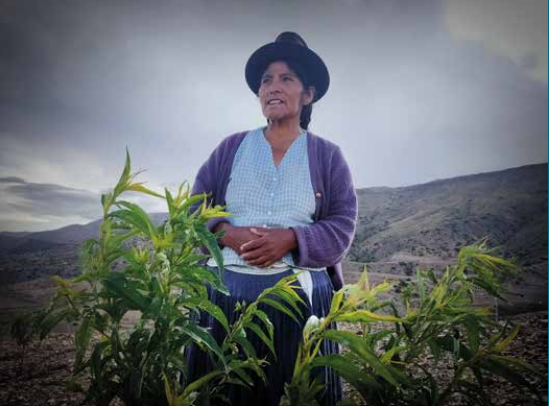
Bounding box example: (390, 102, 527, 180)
(190, 140, 230, 234)
(290, 146, 357, 268)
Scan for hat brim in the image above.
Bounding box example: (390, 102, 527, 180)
(245, 42, 329, 102)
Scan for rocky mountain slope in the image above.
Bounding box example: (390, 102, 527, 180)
(0, 163, 546, 287)
(350, 163, 547, 267)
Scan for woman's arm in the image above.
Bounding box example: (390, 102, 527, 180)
(190, 143, 230, 236)
(239, 146, 357, 269)
(214, 222, 264, 254)
(289, 146, 357, 268)
(239, 227, 298, 267)
(190, 134, 262, 252)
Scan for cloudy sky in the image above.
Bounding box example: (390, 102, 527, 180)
(0, 0, 547, 232)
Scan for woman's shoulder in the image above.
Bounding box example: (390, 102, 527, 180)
(207, 130, 251, 159)
(217, 130, 251, 149)
(306, 130, 342, 156)
(307, 131, 353, 179)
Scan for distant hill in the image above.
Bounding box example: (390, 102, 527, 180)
(0, 213, 168, 255)
(0, 164, 546, 286)
(0, 213, 168, 285)
(349, 163, 547, 268)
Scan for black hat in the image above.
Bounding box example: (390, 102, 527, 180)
(245, 32, 330, 102)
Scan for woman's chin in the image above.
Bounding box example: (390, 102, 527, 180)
(265, 114, 295, 123)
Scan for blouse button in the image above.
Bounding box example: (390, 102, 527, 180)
(315, 192, 322, 198)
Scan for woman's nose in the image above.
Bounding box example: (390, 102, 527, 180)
(268, 78, 283, 91)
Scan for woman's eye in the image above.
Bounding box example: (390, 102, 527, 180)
(283, 77, 292, 81)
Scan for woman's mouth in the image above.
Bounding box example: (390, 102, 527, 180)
(267, 99, 284, 106)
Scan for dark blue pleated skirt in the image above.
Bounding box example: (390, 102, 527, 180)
(186, 267, 342, 406)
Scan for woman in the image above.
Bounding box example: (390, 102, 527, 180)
(187, 32, 357, 406)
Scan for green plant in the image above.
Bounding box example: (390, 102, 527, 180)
(14, 150, 303, 406)
(282, 241, 546, 405)
(10, 310, 46, 371)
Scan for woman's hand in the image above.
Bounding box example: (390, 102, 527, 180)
(239, 228, 298, 268)
(215, 223, 262, 255)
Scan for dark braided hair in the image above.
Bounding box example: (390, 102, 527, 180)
(263, 59, 315, 131)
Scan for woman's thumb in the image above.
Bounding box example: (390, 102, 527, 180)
(250, 227, 266, 236)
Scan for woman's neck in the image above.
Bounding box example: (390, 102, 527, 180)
(264, 119, 304, 145)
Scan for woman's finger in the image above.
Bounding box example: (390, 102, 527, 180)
(247, 250, 282, 267)
(246, 255, 271, 267)
(240, 245, 267, 261)
(240, 237, 266, 252)
(250, 227, 269, 236)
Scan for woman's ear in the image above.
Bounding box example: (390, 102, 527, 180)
(303, 86, 315, 106)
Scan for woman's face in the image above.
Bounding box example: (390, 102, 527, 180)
(258, 61, 314, 124)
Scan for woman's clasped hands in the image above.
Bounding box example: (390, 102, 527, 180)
(217, 223, 297, 268)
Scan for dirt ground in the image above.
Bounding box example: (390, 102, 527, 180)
(0, 311, 546, 406)
(0, 271, 547, 406)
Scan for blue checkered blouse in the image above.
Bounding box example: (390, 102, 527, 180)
(206, 126, 323, 273)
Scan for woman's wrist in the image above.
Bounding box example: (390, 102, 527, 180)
(213, 222, 232, 246)
(283, 228, 298, 251)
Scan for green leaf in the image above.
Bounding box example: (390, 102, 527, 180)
(182, 323, 225, 365)
(469, 277, 506, 300)
(417, 268, 426, 304)
(463, 315, 481, 352)
(126, 182, 165, 198)
(334, 310, 402, 324)
(480, 357, 540, 396)
(74, 314, 93, 369)
(380, 345, 407, 365)
(252, 309, 274, 341)
(129, 368, 143, 399)
(329, 290, 344, 314)
(229, 361, 254, 386)
(38, 310, 72, 340)
(230, 364, 255, 386)
(180, 370, 225, 402)
(427, 337, 443, 361)
(102, 272, 149, 311)
(108, 229, 140, 251)
(182, 193, 210, 217)
(166, 187, 175, 211)
(365, 330, 393, 348)
(194, 299, 230, 333)
(323, 330, 401, 387)
(89, 340, 111, 378)
(113, 148, 132, 198)
(260, 298, 300, 323)
(271, 289, 304, 319)
(194, 223, 224, 273)
(234, 358, 268, 384)
(233, 329, 257, 358)
(108, 201, 156, 239)
(247, 321, 276, 358)
(312, 354, 382, 393)
(176, 265, 228, 295)
(493, 324, 520, 353)
(164, 375, 176, 406)
(488, 354, 545, 377)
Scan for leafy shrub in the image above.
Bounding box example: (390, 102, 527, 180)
(13, 151, 303, 406)
(10, 151, 545, 406)
(282, 241, 546, 405)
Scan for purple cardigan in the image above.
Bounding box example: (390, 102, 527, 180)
(191, 130, 357, 290)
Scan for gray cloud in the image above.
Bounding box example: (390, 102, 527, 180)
(0, 175, 167, 231)
(0, 0, 546, 231)
(444, 0, 548, 83)
(4, 181, 101, 219)
(0, 176, 26, 183)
